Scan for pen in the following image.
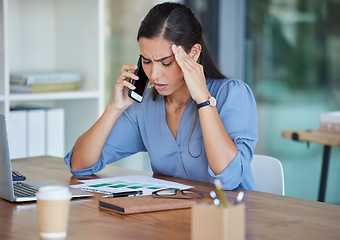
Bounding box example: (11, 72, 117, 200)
(214, 179, 229, 208)
(102, 190, 143, 198)
(234, 191, 244, 205)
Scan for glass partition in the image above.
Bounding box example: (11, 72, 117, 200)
(245, 0, 340, 203)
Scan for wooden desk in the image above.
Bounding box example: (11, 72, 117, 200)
(1, 156, 339, 240)
(282, 129, 340, 202)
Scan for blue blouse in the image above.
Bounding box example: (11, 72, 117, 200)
(64, 78, 258, 190)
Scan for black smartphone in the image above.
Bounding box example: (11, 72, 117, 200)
(128, 57, 148, 103)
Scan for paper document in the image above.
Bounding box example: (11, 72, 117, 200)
(71, 175, 192, 195)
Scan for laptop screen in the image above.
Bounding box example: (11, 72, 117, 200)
(0, 115, 16, 202)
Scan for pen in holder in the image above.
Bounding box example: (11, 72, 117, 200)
(191, 202, 245, 240)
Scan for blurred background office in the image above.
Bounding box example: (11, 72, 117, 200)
(105, 0, 340, 204)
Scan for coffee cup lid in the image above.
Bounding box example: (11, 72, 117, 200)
(36, 185, 72, 200)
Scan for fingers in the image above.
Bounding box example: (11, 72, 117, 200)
(171, 44, 207, 102)
(115, 64, 139, 92)
(121, 64, 138, 73)
(122, 79, 136, 90)
(118, 64, 139, 82)
(172, 45, 197, 71)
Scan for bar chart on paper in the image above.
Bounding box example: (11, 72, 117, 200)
(71, 175, 192, 195)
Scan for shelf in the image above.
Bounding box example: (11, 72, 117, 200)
(1, 0, 105, 158)
(9, 91, 100, 101)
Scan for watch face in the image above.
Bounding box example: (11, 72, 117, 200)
(209, 97, 216, 107)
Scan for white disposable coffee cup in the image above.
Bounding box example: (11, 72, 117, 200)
(36, 185, 72, 239)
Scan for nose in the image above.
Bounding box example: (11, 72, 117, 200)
(150, 63, 162, 81)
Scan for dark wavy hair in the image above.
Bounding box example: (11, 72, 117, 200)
(137, 2, 226, 158)
(137, 2, 225, 82)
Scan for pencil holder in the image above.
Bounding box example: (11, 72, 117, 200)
(191, 203, 245, 240)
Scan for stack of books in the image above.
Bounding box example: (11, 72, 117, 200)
(319, 111, 340, 134)
(10, 72, 82, 93)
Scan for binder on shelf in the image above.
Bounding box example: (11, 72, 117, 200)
(10, 72, 82, 85)
(8, 109, 27, 159)
(8, 107, 65, 158)
(10, 81, 82, 93)
(10, 72, 82, 94)
(27, 108, 46, 157)
(46, 108, 65, 157)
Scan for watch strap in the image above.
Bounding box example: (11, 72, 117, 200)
(196, 100, 210, 109)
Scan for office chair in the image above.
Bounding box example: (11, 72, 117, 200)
(251, 154, 285, 196)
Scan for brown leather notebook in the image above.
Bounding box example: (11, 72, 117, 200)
(99, 195, 197, 214)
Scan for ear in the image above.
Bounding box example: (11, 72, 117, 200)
(189, 43, 202, 62)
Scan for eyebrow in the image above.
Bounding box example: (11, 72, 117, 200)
(140, 54, 173, 62)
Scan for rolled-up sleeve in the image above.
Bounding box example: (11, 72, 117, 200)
(208, 79, 258, 190)
(64, 147, 108, 175)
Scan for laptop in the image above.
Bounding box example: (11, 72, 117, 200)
(0, 114, 93, 202)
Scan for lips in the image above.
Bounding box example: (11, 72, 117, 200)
(154, 83, 167, 91)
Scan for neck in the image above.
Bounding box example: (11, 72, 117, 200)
(167, 95, 190, 105)
(166, 94, 191, 113)
(168, 85, 191, 104)
(165, 84, 191, 113)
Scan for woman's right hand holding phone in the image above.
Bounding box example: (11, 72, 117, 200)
(71, 64, 139, 171)
(111, 64, 139, 111)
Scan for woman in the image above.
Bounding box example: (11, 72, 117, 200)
(64, 2, 258, 190)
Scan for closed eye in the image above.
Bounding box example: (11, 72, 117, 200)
(162, 61, 172, 67)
